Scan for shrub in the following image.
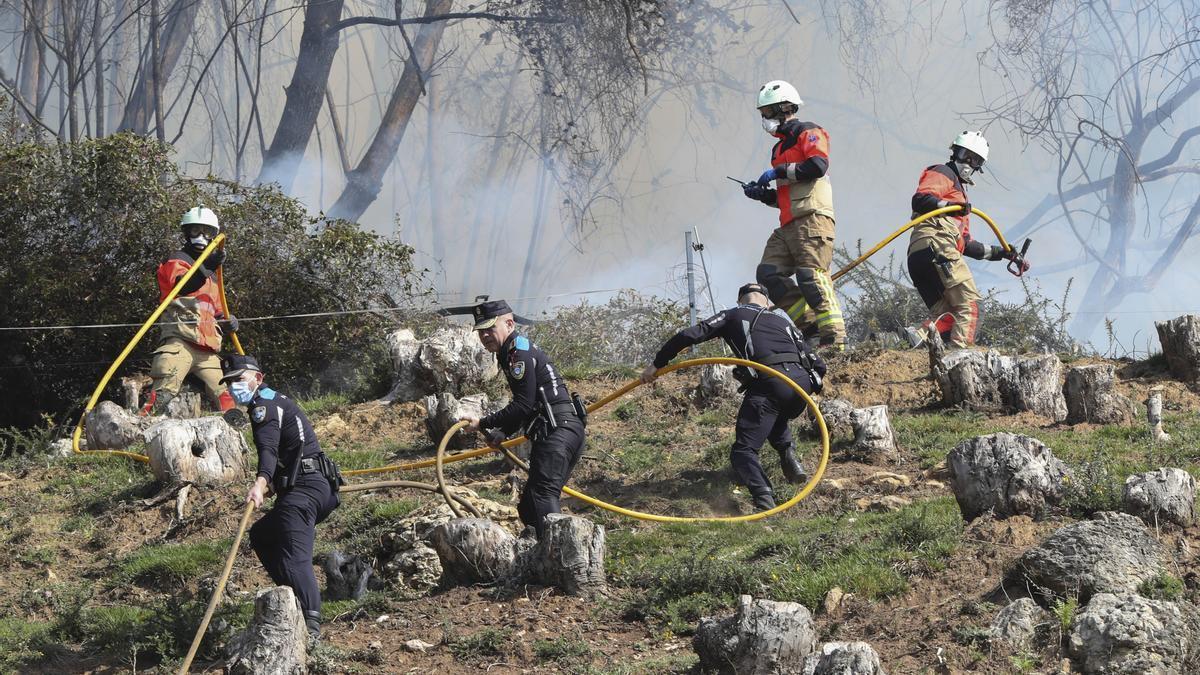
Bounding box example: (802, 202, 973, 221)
(0, 131, 426, 429)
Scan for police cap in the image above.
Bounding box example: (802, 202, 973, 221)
(472, 299, 513, 330)
(219, 353, 262, 383)
(737, 282, 768, 299)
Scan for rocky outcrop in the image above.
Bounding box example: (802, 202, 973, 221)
(694, 595, 816, 675)
(1123, 468, 1196, 528)
(804, 641, 887, 675)
(1064, 364, 1134, 425)
(383, 324, 498, 402)
(695, 364, 740, 405)
(423, 392, 490, 448)
(143, 416, 250, 485)
(1068, 593, 1200, 674)
(1155, 314, 1200, 381)
(1014, 512, 1166, 602)
(225, 586, 307, 674)
(947, 433, 1068, 520)
(989, 598, 1051, 650)
(929, 345, 1067, 420)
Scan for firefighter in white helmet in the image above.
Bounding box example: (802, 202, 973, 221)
(741, 80, 845, 350)
(901, 132, 1028, 348)
(145, 206, 239, 418)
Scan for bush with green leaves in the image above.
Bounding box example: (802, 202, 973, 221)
(0, 129, 425, 429)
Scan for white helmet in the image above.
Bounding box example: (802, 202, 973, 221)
(951, 131, 989, 163)
(180, 206, 220, 232)
(757, 80, 803, 110)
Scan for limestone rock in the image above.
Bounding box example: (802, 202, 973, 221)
(423, 392, 490, 448)
(429, 518, 517, 585)
(848, 405, 898, 464)
(947, 433, 1068, 521)
(990, 598, 1051, 650)
(804, 641, 887, 675)
(1123, 468, 1196, 528)
(143, 417, 249, 485)
(1068, 593, 1200, 674)
(384, 544, 443, 594)
(1014, 512, 1166, 602)
(383, 323, 498, 403)
(695, 364, 740, 406)
(1155, 314, 1200, 382)
(694, 594, 816, 675)
(932, 349, 1067, 421)
(226, 586, 307, 675)
(1064, 364, 1134, 425)
(322, 550, 374, 601)
(85, 400, 154, 450)
(855, 495, 911, 512)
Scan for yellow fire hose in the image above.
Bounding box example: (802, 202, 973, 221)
(831, 205, 1014, 283)
(70, 236, 241, 462)
(433, 356, 830, 523)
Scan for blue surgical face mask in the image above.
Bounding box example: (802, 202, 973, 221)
(231, 381, 258, 404)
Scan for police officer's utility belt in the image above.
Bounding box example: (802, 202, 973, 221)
(276, 453, 346, 493)
(526, 388, 589, 442)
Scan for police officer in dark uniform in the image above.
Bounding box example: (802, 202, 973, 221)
(641, 283, 826, 511)
(221, 354, 343, 642)
(461, 300, 587, 540)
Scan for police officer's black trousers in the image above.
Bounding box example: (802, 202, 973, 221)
(731, 364, 809, 496)
(250, 473, 339, 615)
(519, 417, 585, 539)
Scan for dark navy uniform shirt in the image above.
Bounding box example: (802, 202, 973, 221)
(480, 333, 571, 436)
(248, 386, 323, 484)
(653, 303, 828, 378)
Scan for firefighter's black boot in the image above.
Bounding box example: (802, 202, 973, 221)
(751, 489, 776, 512)
(780, 448, 807, 485)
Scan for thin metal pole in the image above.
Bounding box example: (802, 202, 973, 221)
(685, 230, 697, 353)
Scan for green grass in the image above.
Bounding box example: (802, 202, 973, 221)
(534, 634, 592, 662)
(609, 497, 963, 633)
(0, 618, 55, 670)
(324, 496, 420, 556)
(582, 652, 699, 674)
(1139, 573, 1185, 601)
(449, 627, 513, 661)
(326, 444, 414, 471)
(298, 392, 351, 417)
(114, 539, 227, 585)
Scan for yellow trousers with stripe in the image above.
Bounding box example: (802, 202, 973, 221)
(757, 214, 846, 346)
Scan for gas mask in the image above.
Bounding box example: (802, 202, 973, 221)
(230, 381, 258, 404)
(183, 225, 218, 251)
(954, 161, 976, 185)
(761, 116, 781, 135)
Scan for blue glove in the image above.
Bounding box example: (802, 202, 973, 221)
(757, 168, 779, 185)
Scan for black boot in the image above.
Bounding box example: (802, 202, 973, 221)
(751, 489, 776, 512)
(304, 610, 321, 644)
(779, 449, 807, 485)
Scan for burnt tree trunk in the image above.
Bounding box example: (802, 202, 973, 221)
(326, 0, 452, 222)
(256, 0, 345, 189)
(117, 0, 201, 134)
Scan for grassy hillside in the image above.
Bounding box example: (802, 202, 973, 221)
(1, 348, 1198, 673)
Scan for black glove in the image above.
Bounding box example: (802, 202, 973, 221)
(953, 201, 972, 215)
(985, 245, 1005, 261)
(743, 181, 776, 205)
(1001, 247, 1031, 273)
(220, 315, 239, 333)
(200, 246, 226, 270)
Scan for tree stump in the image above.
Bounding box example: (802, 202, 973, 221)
(424, 392, 490, 448)
(1146, 386, 1171, 442)
(806, 641, 888, 675)
(527, 514, 606, 596)
(931, 348, 1067, 421)
(1064, 364, 1133, 425)
(693, 595, 816, 675)
(85, 400, 153, 450)
(847, 405, 898, 464)
(429, 518, 517, 585)
(225, 586, 307, 675)
(143, 417, 249, 485)
(1155, 314, 1200, 381)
